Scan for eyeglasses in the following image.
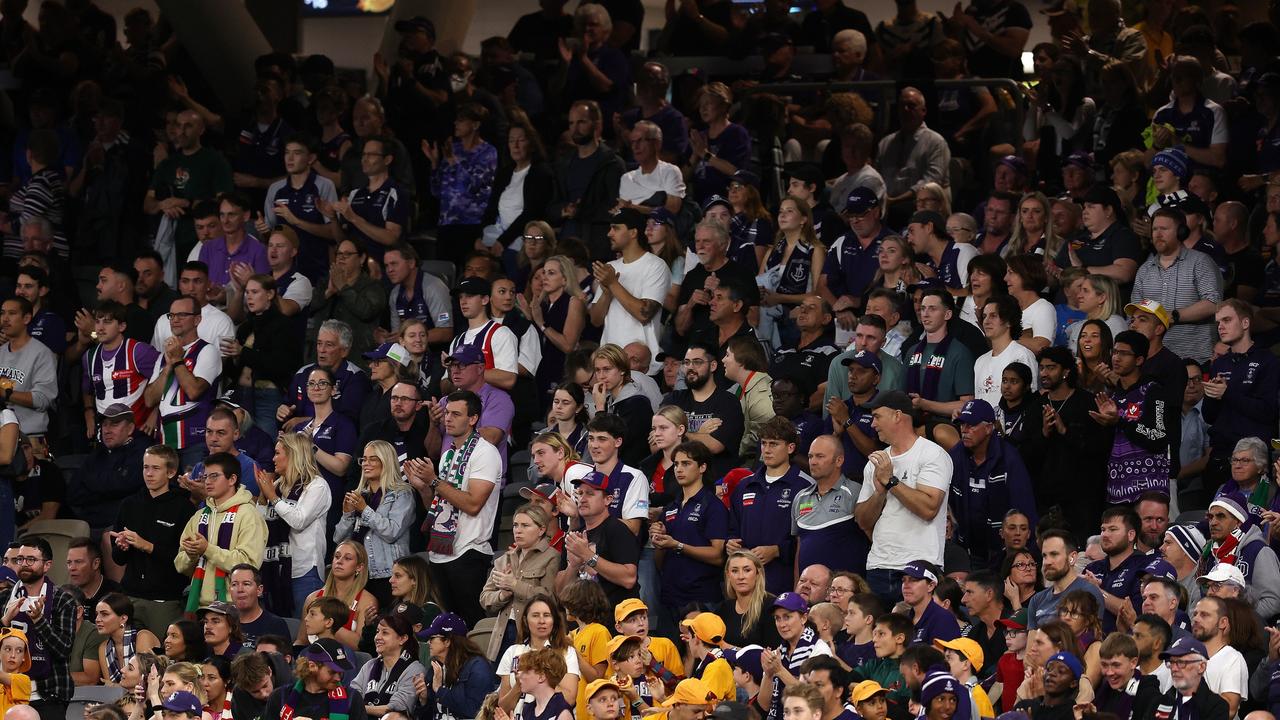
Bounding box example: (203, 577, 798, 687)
(306, 381, 332, 388)
(13, 556, 42, 565)
(682, 359, 709, 367)
(167, 312, 196, 320)
(1230, 456, 1254, 465)
(335, 251, 361, 259)
(523, 235, 547, 243)
(196, 472, 224, 482)
(1058, 607, 1082, 618)
(390, 395, 417, 403)
(357, 457, 382, 466)
(1167, 658, 1204, 668)
(1012, 562, 1037, 570)
(827, 587, 851, 595)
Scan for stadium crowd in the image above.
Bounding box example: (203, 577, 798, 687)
(0, 1, 1278, 720)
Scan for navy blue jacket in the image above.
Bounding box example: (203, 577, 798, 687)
(1203, 343, 1280, 452)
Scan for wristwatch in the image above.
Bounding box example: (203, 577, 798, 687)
(843, 417, 856, 429)
(885, 476, 901, 491)
(703, 151, 713, 162)
(676, 542, 685, 555)
(1171, 309, 1181, 324)
(586, 553, 600, 569)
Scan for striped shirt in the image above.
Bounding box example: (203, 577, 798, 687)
(1131, 246, 1223, 363)
(5, 168, 68, 259)
(765, 627, 832, 720)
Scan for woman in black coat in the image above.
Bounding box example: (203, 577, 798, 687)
(221, 274, 303, 436)
(484, 113, 555, 286)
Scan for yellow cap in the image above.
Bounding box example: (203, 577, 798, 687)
(584, 678, 623, 700)
(849, 680, 889, 704)
(0, 628, 30, 672)
(606, 634, 643, 656)
(662, 678, 718, 707)
(614, 598, 649, 624)
(1124, 299, 1172, 328)
(934, 637, 985, 672)
(679, 612, 726, 645)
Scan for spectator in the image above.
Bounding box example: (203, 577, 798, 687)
(483, 114, 555, 261)
(550, 101, 625, 260)
(723, 336, 773, 462)
(973, 296, 1039, 409)
(826, 313, 906, 414)
(329, 134, 408, 267)
(350, 613, 426, 717)
(417, 613, 493, 720)
(12, 267, 63, 356)
(424, 104, 498, 269)
(0, 298, 54, 442)
(107, 444, 191, 638)
(1150, 56, 1228, 171)
(144, 110, 233, 261)
(1214, 201, 1262, 303)
(226, 565, 290, 648)
(1057, 186, 1143, 290)
(263, 638, 367, 719)
(280, 320, 371, 431)
(145, 263, 230, 350)
(618, 122, 685, 218)
(220, 274, 302, 436)
(262, 135, 340, 282)
(759, 593, 833, 720)
(174, 451, 268, 609)
(429, 345, 514, 485)
(494, 594, 579, 711)
(823, 350, 883, 481)
(878, 88, 950, 226)
(688, 83, 751, 206)
(527, 256, 588, 409)
(1202, 300, 1279, 495)
(675, 220, 761, 342)
(143, 295, 223, 469)
(553, 467, 640, 606)
(254, 433, 331, 617)
(407, 391, 503, 626)
(650, 440, 729, 629)
(1002, 255, 1056, 354)
(1025, 530, 1105, 629)
(1199, 493, 1280, 619)
(795, 433, 869, 577)
(480, 502, 561, 659)
(295, 366, 357, 500)
(907, 212, 977, 294)
(1144, 637, 1227, 720)
(335, 440, 414, 610)
(618, 62, 689, 164)
(446, 276, 519, 392)
(5, 536, 76, 716)
(588, 209, 670, 352)
(199, 192, 269, 289)
(309, 239, 388, 361)
(65, 403, 147, 532)
(296, 541, 378, 650)
(134, 251, 179, 330)
(563, 5, 631, 133)
(903, 289, 976, 424)
(1188, 596, 1248, 718)
(63, 537, 121, 614)
(232, 225, 313, 321)
(92, 593, 160, 685)
(663, 343, 746, 482)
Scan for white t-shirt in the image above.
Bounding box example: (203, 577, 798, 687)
(594, 252, 671, 350)
(1204, 645, 1248, 704)
(448, 322, 519, 374)
(152, 304, 236, 350)
(279, 271, 314, 311)
(427, 436, 502, 563)
(618, 161, 686, 205)
(498, 166, 530, 229)
(973, 342, 1039, 408)
(1020, 298, 1057, 342)
(1066, 315, 1130, 356)
(149, 340, 222, 417)
(497, 642, 581, 712)
(858, 437, 952, 571)
(953, 243, 979, 288)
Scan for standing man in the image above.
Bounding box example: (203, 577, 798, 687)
(329, 134, 408, 265)
(263, 134, 339, 282)
(960, 571, 1007, 678)
(548, 101, 625, 260)
(794, 433, 868, 577)
(107, 443, 191, 638)
(903, 289, 976, 424)
(674, 219, 760, 342)
(561, 413, 647, 533)
(1130, 209, 1222, 364)
(81, 300, 160, 436)
(876, 89, 950, 227)
(144, 295, 222, 470)
(3, 536, 77, 718)
(663, 343, 746, 482)
(972, 296, 1038, 408)
(821, 188, 892, 317)
(1125, 300, 1188, 491)
(356, 381, 430, 465)
(1202, 299, 1279, 495)
(853, 390, 952, 604)
(1038, 346, 1110, 543)
(173, 452, 268, 608)
(729, 416, 814, 594)
(144, 110, 233, 261)
(1082, 505, 1146, 632)
(425, 346, 514, 484)
(227, 564, 291, 647)
(1188, 596, 1248, 719)
(13, 267, 63, 355)
(1026, 530, 1106, 629)
(198, 192, 269, 289)
(151, 262, 236, 348)
(1092, 330, 1171, 504)
(405, 391, 502, 626)
(445, 277, 518, 392)
(552, 470, 640, 606)
(382, 244, 451, 341)
(0, 298, 57, 442)
(357, 342, 411, 432)
(134, 250, 179, 329)
(63, 538, 121, 611)
(947, 399, 1037, 569)
(589, 208, 671, 350)
(65, 404, 149, 533)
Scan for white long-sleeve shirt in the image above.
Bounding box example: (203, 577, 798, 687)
(259, 476, 332, 579)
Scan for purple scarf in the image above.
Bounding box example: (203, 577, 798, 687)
(906, 334, 955, 401)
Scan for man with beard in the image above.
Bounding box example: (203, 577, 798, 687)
(329, 134, 408, 266)
(1026, 530, 1105, 629)
(262, 135, 339, 282)
(1037, 346, 1109, 543)
(3, 536, 77, 717)
(1016, 653, 1080, 720)
(1133, 614, 1174, 690)
(1198, 493, 1280, 619)
(675, 220, 761, 343)
(1135, 492, 1171, 554)
(662, 342, 745, 482)
(549, 101, 625, 260)
(1082, 505, 1146, 632)
(1189, 596, 1248, 718)
(357, 381, 429, 467)
(823, 350, 882, 481)
(1146, 637, 1229, 720)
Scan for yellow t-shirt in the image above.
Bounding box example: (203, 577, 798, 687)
(573, 623, 613, 720)
(605, 636, 686, 683)
(698, 657, 734, 703)
(971, 682, 995, 719)
(0, 673, 31, 717)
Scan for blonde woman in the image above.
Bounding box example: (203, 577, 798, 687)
(1003, 192, 1061, 259)
(297, 540, 378, 650)
(588, 344, 653, 467)
(1064, 274, 1128, 349)
(866, 235, 921, 298)
(914, 182, 952, 218)
(138, 661, 209, 720)
(399, 317, 433, 389)
(639, 405, 688, 510)
(645, 211, 685, 312)
(518, 255, 587, 411)
(480, 503, 562, 660)
(335, 440, 415, 610)
(255, 433, 332, 616)
(759, 196, 825, 348)
(715, 550, 782, 649)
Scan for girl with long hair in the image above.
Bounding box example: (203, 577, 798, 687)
(297, 540, 378, 650)
(155, 662, 208, 716)
(716, 551, 782, 649)
(1065, 275, 1128, 348)
(255, 433, 331, 617)
(352, 613, 426, 718)
(640, 406, 688, 513)
(335, 440, 415, 610)
(201, 656, 233, 720)
(506, 220, 556, 295)
(1056, 590, 1103, 689)
(297, 366, 355, 497)
(645, 213, 685, 312)
(163, 620, 209, 665)
(546, 386, 590, 459)
(1075, 319, 1116, 394)
(389, 554, 442, 614)
(1004, 192, 1061, 260)
(222, 272, 300, 435)
(728, 175, 774, 269)
(1017, 620, 1095, 704)
(419, 613, 493, 720)
(398, 318, 433, 390)
(117, 651, 167, 718)
(495, 594, 578, 712)
(480, 503, 562, 661)
(520, 256, 587, 412)
(759, 196, 825, 348)
(95, 593, 161, 686)
(1000, 549, 1043, 612)
(865, 235, 921, 302)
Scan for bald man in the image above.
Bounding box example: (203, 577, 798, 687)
(621, 341, 663, 410)
(145, 109, 233, 259)
(877, 88, 950, 226)
(1213, 202, 1261, 303)
(794, 434, 870, 576)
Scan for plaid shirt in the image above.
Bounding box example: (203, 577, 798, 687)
(18, 585, 77, 702)
(1131, 246, 1224, 363)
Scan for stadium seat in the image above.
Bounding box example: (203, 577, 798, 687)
(420, 260, 456, 291)
(283, 616, 301, 640)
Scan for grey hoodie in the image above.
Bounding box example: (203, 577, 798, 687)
(1228, 524, 1280, 620)
(0, 337, 56, 434)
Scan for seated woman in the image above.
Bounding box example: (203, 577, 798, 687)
(480, 503, 562, 661)
(335, 440, 415, 610)
(418, 613, 494, 720)
(352, 613, 427, 719)
(297, 540, 379, 650)
(201, 656, 232, 720)
(1055, 590, 1103, 690)
(495, 594, 580, 712)
(1000, 549, 1043, 612)
(255, 433, 332, 618)
(153, 661, 208, 716)
(1015, 620, 1094, 704)
(361, 554, 443, 657)
(715, 550, 782, 649)
(95, 593, 161, 686)
(727, 172, 774, 270)
(162, 620, 208, 665)
(1065, 274, 1128, 348)
(758, 197, 825, 349)
(115, 651, 166, 717)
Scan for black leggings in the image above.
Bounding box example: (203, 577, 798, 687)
(429, 550, 493, 628)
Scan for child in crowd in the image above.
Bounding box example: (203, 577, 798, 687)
(837, 594, 882, 672)
(608, 634, 666, 718)
(781, 683, 824, 720)
(585, 679, 624, 720)
(850, 614, 911, 715)
(302, 596, 350, 645)
(680, 613, 734, 702)
(725, 645, 764, 713)
(0, 628, 30, 715)
(613, 599, 683, 689)
(497, 647, 574, 720)
(993, 609, 1028, 712)
(561, 580, 614, 720)
(849, 681, 889, 720)
(808, 603, 844, 658)
(935, 638, 994, 719)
